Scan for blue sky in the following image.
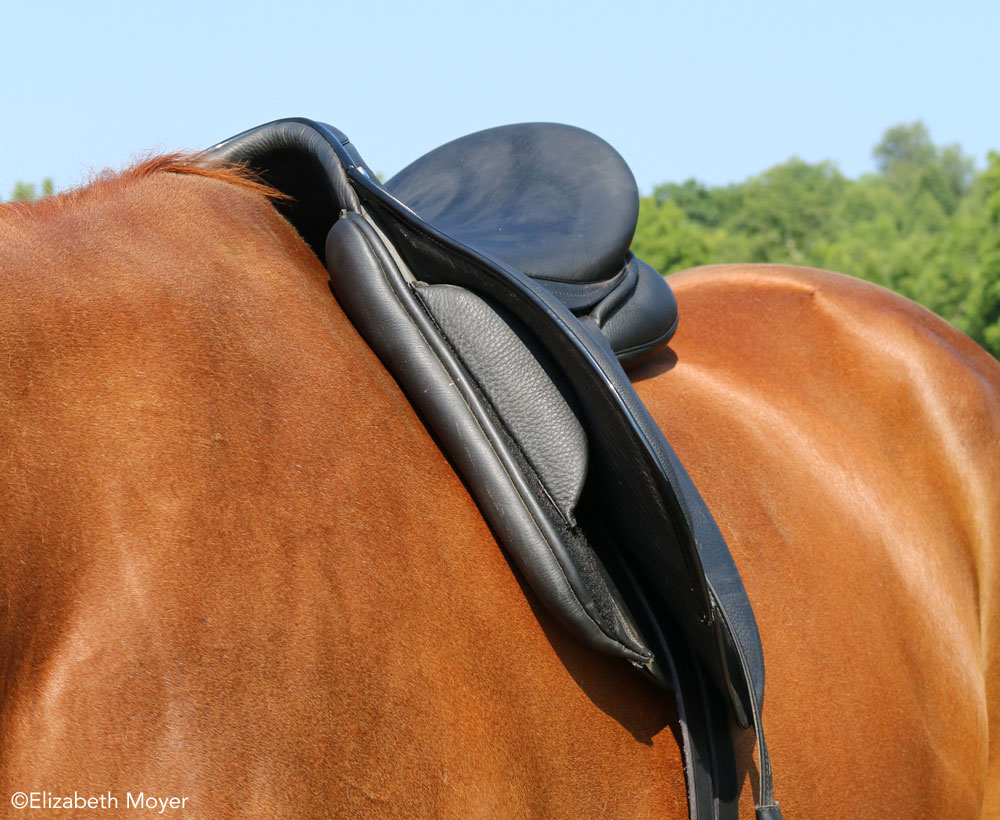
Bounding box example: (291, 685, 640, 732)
(3, 0, 997, 198)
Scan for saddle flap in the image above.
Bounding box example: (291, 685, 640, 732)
(325, 213, 657, 668)
(206, 118, 780, 817)
(350, 173, 762, 727)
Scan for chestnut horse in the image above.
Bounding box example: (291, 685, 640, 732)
(1, 160, 998, 819)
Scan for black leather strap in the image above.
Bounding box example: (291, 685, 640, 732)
(609, 539, 738, 820)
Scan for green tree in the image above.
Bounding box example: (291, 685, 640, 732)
(632, 121, 996, 360)
(965, 152, 1000, 355)
(633, 199, 721, 274)
(5, 178, 55, 202)
(652, 178, 742, 228)
(723, 159, 847, 263)
(872, 122, 974, 216)
(873, 122, 937, 174)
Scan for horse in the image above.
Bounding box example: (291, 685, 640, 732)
(0, 156, 997, 819)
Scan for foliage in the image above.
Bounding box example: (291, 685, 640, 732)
(967, 152, 1000, 352)
(633, 122, 1000, 359)
(4, 179, 55, 202)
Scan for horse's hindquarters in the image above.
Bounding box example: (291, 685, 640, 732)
(633, 264, 998, 819)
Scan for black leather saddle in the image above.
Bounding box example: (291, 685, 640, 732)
(209, 118, 782, 820)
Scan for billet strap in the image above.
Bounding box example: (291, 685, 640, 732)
(611, 543, 737, 820)
(618, 546, 781, 820)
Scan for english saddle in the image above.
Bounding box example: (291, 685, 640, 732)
(209, 118, 782, 820)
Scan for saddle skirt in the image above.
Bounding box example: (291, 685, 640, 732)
(208, 118, 782, 820)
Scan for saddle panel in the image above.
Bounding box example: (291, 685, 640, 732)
(599, 256, 680, 367)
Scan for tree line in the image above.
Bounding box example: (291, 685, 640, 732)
(631, 122, 1000, 360)
(5, 180, 54, 202)
(7, 123, 999, 358)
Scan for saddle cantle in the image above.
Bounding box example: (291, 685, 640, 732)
(208, 118, 782, 820)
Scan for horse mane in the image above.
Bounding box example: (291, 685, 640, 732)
(1, 153, 287, 221)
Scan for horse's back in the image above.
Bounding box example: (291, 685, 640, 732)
(636, 263, 1000, 819)
(3, 172, 999, 819)
(0, 170, 686, 818)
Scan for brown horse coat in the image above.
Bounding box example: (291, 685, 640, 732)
(0, 166, 998, 818)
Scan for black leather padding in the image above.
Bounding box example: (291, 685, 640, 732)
(384, 123, 639, 285)
(416, 284, 589, 525)
(208, 118, 359, 260)
(325, 213, 656, 668)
